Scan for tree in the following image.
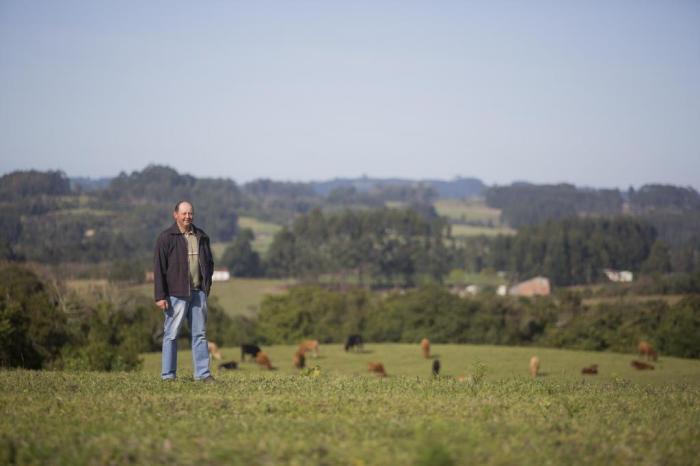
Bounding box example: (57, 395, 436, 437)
(641, 240, 672, 275)
(0, 264, 69, 368)
(221, 229, 262, 277)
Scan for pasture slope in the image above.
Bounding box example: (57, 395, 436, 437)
(1, 344, 699, 465)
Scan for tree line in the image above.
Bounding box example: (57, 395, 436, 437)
(224, 211, 672, 287)
(0, 166, 439, 262)
(484, 183, 700, 272)
(458, 217, 661, 286)
(2, 167, 699, 283)
(254, 284, 700, 359)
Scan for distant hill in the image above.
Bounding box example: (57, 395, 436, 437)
(310, 176, 486, 199)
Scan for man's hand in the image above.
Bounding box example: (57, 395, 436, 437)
(156, 299, 168, 310)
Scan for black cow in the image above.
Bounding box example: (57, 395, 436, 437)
(344, 334, 364, 352)
(241, 344, 262, 361)
(219, 360, 238, 370)
(432, 359, 441, 377)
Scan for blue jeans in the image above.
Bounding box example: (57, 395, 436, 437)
(161, 291, 212, 380)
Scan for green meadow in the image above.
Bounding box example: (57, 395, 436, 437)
(449, 223, 516, 237)
(211, 215, 283, 267)
(207, 278, 292, 318)
(125, 278, 292, 318)
(433, 199, 502, 224)
(433, 199, 516, 237)
(2, 344, 699, 465)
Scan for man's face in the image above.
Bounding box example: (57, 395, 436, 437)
(173, 202, 194, 230)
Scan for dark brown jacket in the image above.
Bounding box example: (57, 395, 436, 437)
(154, 223, 214, 301)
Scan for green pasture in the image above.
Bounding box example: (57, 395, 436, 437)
(238, 216, 283, 255)
(211, 216, 282, 260)
(433, 199, 515, 237)
(141, 343, 700, 387)
(433, 199, 502, 224)
(582, 294, 687, 307)
(127, 278, 292, 317)
(2, 344, 699, 466)
(449, 223, 515, 237)
(209, 278, 292, 317)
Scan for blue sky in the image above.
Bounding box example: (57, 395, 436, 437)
(1, 1, 698, 189)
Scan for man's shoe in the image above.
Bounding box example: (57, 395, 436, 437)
(162, 378, 176, 382)
(201, 376, 216, 384)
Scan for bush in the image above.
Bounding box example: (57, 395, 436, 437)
(58, 299, 155, 371)
(256, 286, 370, 344)
(253, 283, 700, 359)
(0, 263, 69, 368)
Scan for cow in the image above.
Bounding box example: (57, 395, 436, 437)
(631, 360, 654, 370)
(256, 351, 273, 370)
(293, 350, 306, 369)
(298, 340, 320, 358)
(367, 362, 387, 377)
(344, 334, 364, 352)
(529, 356, 540, 379)
(218, 360, 238, 370)
(241, 344, 262, 362)
(207, 341, 222, 361)
(581, 364, 598, 375)
(638, 340, 658, 362)
(420, 338, 430, 359)
(432, 359, 441, 377)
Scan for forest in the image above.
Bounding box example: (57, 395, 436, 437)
(1, 166, 699, 284)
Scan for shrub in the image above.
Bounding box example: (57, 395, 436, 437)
(0, 263, 69, 368)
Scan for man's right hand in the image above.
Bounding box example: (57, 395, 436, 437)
(156, 299, 168, 310)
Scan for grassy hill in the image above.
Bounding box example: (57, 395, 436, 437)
(2, 343, 698, 465)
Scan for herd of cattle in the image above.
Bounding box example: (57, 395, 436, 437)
(205, 338, 661, 378)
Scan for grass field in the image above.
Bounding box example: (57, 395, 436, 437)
(211, 216, 283, 261)
(2, 344, 698, 465)
(433, 199, 515, 237)
(140, 343, 700, 386)
(208, 278, 292, 317)
(582, 294, 687, 306)
(127, 278, 292, 318)
(449, 223, 516, 237)
(238, 216, 283, 255)
(433, 199, 502, 224)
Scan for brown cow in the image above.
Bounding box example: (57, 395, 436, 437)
(581, 364, 598, 375)
(367, 362, 387, 377)
(256, 351, 273, 370)
(529, 356, 540, 379)
(420, 338, 430, 359)
(293, 350, 306, 369)
(638, 340, 658, 361)
(207, 341, 222, 361)
(631, 360, 654, 370)
(298, 340, 320, 358)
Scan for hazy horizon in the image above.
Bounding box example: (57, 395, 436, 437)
(1, 1, 699, 190)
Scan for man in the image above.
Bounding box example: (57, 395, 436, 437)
(154, 201, 215, 382)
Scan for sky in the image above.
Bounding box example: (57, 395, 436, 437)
(1, 1, 699, 189)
